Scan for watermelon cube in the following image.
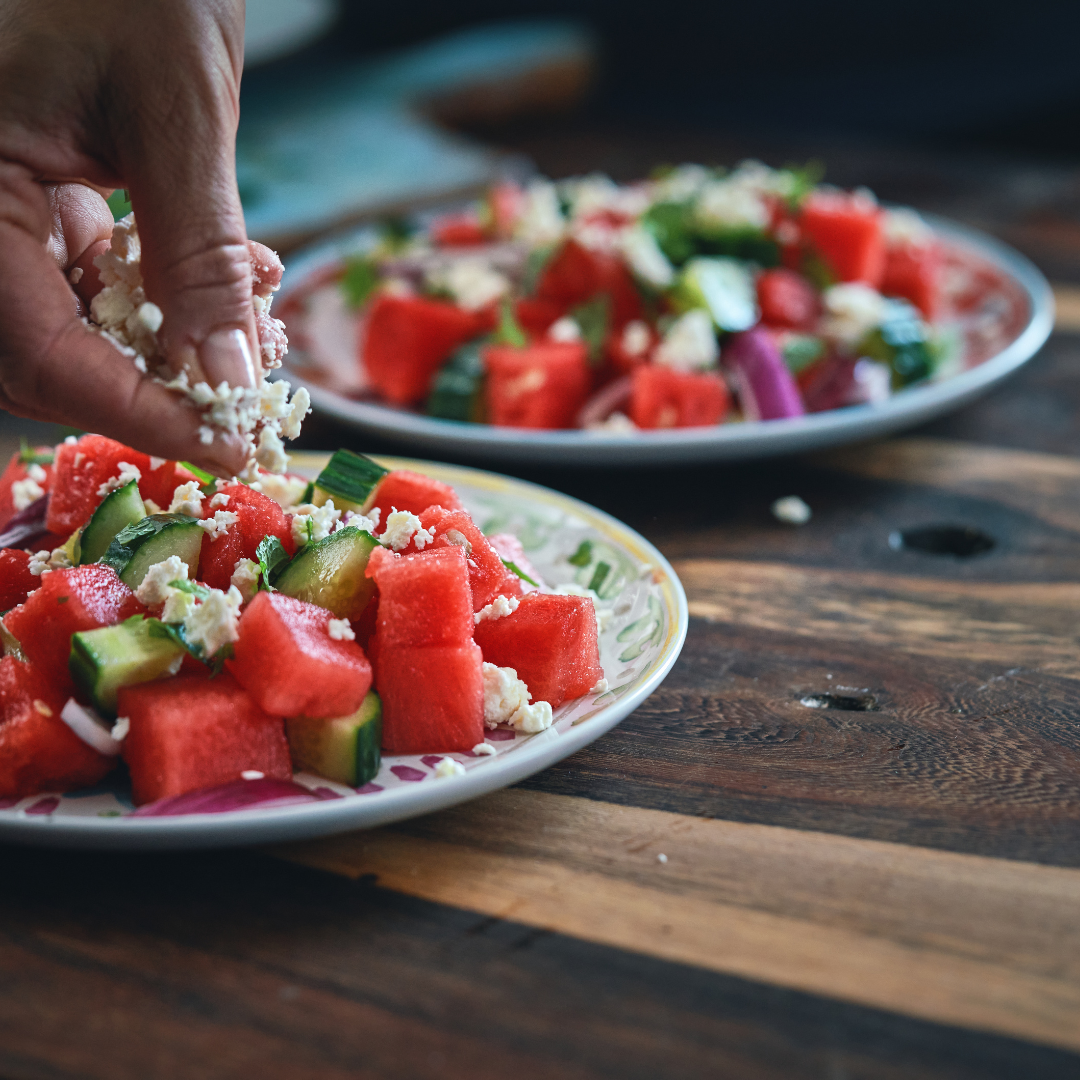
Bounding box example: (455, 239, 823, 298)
(0, 549, 38, 612)
(0, 449, 53, 531)
(4, 565, 145, 694)
(198, 483, 295, 591)
(370, 545, 474, 648)
(756, 268, 821, 330)
(413, 507, 511, 611)
(484, 340, 591, 429)
(535, 239, 643, 326)
(473, 592, 603, 708)
(228, 592, 372, 718)
(0, 656, 115, 798)
(369, 469, 463, 521)
(882, 242, 943, 321)
(376, 641, 484, 753)
(119, 670, 292, 805)
(361, 293, 495, 406)
(629, 366, 730, 429)
(515, 296, 566, 338)
(47, 435, 146, 535)
(800, 192, 884, 286)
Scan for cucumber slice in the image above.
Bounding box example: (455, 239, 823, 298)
(69, 617, 185, 716)
(311, 450, 389, 513)
(100, 514, 203, 590)
(286, 691, 382, 786)
(79, 479, 146, 564)
(426, 342, 486, 422)
(274, 526, 378, 620)
(675, 257, 758, 333)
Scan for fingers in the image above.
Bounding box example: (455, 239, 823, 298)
(42, 183, 115, 309)
(113, 3, 258, 390)
(249, 241, 284, 297)
(0, 164, 248, 476)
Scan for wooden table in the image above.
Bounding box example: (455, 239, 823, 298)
(5, 133, 1080, 1078)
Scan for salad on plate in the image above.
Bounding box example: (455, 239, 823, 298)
(280, 161, 1023, 433)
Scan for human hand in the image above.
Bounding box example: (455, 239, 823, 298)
(0, 0, 263, 475)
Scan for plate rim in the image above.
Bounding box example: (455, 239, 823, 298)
(0, 455, 688, 850)
(277, 212, 1055, 464)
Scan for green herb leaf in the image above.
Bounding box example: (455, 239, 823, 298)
(18, 438, 54, 466)
(587, 561, 611, 594)
(301, 481, 315, 504)
(569, 295, 611, 366)
(256, 535, 290, 590)
(340, 256, 380, 309)
(179, 461, 216, 487)
(106, 189, 132, 221)
(568, 540, 593, 567)
(501, 558, 538, 588)
(168, 579, 211, 600)
(493, 297, 527, 348)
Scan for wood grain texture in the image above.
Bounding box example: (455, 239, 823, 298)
(274, 789, 1080, 1052)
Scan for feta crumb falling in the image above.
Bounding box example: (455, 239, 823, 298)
(169, 480, 204, 517)
(481, 663, 553, 733)
(472, 742, 497, 756)
(474, 594, 519, 624)
(327, 618, 355, 642)
(11, 477, 44, 512)
(250, 472, 308, 511)
(198, 510, 239, 541)
(230, 558, 261, 604)
(771, 495, 812, 525)
(380, 508, 434, 552)
(434, 757, 466, 778)
(136, 556, 189, 606)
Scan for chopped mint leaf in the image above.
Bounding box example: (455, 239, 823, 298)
(168, 579, 211, 600)
(18, 438, 54, 466)
(501, 558, 538, 588)
(587, 561, 611, 594)
(301, 481, 315, 504)
(783, 161, 825, 212)
(493, 297, 527, 348)
(256, 535, 289, 590)
(568, 540, 593, 567)
(340, 256, 379, 309)
(570, 295, 611, 366)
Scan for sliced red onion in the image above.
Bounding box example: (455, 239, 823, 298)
(60, 699, 123, 757)
(130, 778, 340, 817)
(0, 494, 49, 550)
(576, 376, 633, 429)
(723, 328, 806, 421)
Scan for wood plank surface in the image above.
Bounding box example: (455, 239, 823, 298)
(274, 789, 1080, 1053)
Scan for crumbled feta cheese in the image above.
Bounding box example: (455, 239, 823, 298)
(427, 258, 510, 311)
(848, 358, 892, 406)
(649, 163, 711, 203)
(591, 677, 609, 693)
(255, 426, 289, 474)
(434, 757, 466, 778)
(230, 558, 261, 604)
(209, 493, 230, 509)
(136, 556, 189, 606)
(380, 508, 434, 552)
(337, 509, 381, 534)
(198, 510, 239, 541)
(96, 460, 142, 498)
(771, 495, 812, 525)
(64, 434, 78, 445)
(621, 319, 652, 358)
(474, 594, 520, 624)
(821, 283, 887, 348)
(472, 742, 497, 756)
(290, 500, 342, 547)
(169, 481, 204, 517)
(251, 472, 308, 511)
(181, 585, 243, 656)
(695, 178, 770, 230)
(280, 387, 310, 441)
(25, 463, 47, 483)
(585, 411, 637, 435)
(111, 716, 130, 741)
(69, 266, 83, 285)
(11, 477, 44, 512)
(620, 226, 675, 287)
(883, 207, 934, 247)
(327, 618, 355, 642)
(241, 770, 265, 781)
(161, 589, 197, 624)
(515, 179, 565, 247)
(27, 546, 73, 577)
(481, 662, 553, 732)
(654, 309, 718, 370)
(548, 316, 581, 342)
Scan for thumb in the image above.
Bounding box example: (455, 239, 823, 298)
(117, 5, 258, 391)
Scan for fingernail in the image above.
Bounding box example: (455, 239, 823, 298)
(199, 328, 256, 388)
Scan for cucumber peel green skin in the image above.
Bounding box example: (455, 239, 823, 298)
(311, 450, 389, 514)
(286, 691, 382, 787)
(99, 514, 202, 591)
(274, 526, 378, 621)
(69, 616, 185, 716)
(79, 480, 146, 565)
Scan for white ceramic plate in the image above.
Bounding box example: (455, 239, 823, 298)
(276, 215, 1054, 465)
(0, 456, 688, 850)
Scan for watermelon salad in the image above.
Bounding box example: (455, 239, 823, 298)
(0, 438, 607, 811)
(281, 161, 1016, 432)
